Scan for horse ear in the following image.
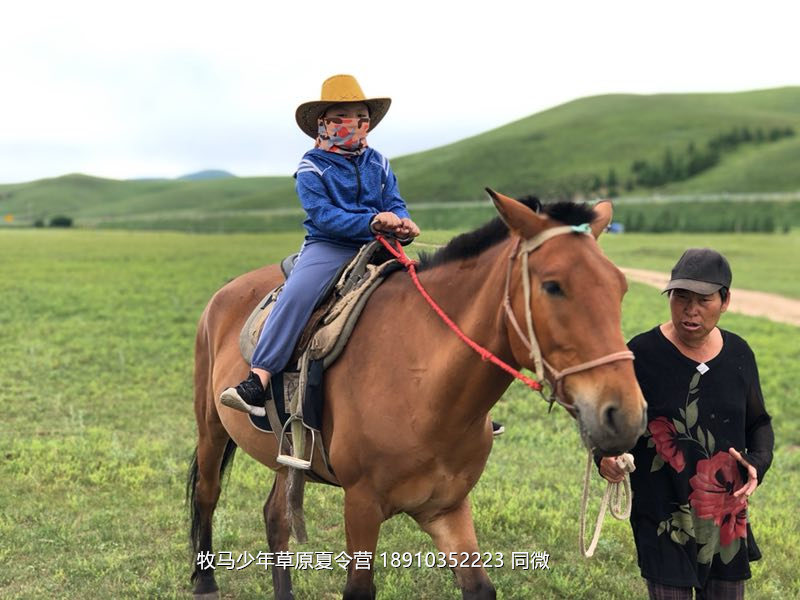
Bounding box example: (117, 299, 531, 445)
(486, 188, 546, 238)
(590, 200, 613, 239)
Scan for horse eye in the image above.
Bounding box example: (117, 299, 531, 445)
(542, 281, 564, 296)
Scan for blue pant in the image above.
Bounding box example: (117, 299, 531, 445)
(251, 239, 357, 374)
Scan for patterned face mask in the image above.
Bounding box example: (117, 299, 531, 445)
(315, 116, 370, 155)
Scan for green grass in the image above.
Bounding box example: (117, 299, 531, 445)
(600, 230, 800, 299)
(1, 229, 798, 599)
(611, 198, 800, 233)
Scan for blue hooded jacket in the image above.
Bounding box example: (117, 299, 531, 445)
(294, 147, 411, 246)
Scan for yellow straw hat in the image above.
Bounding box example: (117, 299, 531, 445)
(295, 74, 392, 138)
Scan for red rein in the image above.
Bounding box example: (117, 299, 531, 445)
(376, 235, 543, 392)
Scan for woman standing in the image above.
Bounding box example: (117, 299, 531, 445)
(600, 248, 774, 599)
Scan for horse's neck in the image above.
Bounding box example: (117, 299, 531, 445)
(414, 240, 516, 417)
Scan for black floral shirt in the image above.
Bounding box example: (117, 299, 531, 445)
(626, 327, 773, 587)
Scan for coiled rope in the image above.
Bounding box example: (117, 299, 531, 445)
(579, 451, 635, 557)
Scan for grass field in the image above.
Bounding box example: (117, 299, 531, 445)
(603, 231, 800, 299)
(1, 228, 798, 599)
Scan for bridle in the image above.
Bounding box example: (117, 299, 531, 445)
(501, 224, 634, 412)
(376, 226, 634, 413)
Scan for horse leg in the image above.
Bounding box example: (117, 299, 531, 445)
(415, 498, 496, 600)
(188, 431, 236, 600)
(264, 470, 293, 600)
(341, 487, 383, 600)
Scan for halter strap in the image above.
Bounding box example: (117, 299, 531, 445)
(518, 224, 591, 254)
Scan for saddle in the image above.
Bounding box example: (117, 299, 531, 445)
(238, 240, 404, 477)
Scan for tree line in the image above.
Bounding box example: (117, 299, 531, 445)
(628, 126, 795, 190)
(565, 125, 796, 199)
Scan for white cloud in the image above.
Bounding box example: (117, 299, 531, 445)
(1, 0, 798, 182)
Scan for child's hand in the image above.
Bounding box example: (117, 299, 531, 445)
(396, 218, 420, 238)
(370, 212, 403, 233)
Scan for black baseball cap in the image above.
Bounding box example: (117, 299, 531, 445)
(662, 248, 732, 295)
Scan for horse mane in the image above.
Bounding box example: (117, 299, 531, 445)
(416, 196, 596, 271)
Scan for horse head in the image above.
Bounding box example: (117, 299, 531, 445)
(488, 189, 647, 455)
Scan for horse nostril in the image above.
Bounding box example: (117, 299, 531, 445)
(603, 404, 619, 433)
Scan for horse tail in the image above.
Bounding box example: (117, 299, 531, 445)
(286, 467, 308, 543)
(186, 439, 238, 556)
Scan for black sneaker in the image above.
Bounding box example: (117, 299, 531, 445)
(492, 421, 505, 437)
(220, 372, 267, 417)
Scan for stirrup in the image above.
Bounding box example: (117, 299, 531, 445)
(276, 414, 314, 470)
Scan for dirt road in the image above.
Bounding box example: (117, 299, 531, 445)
(622, 268, 800, 327)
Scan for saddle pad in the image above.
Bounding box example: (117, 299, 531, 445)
(242, 241, 402, 439)
(239, 286, 282, 365)
(239, 240, 400, 366)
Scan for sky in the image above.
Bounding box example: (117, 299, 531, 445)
(1, 0, 798, 184)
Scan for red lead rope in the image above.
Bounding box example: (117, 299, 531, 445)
(376, 235, 543, 392)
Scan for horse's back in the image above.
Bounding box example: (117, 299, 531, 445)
(194, 264, 284, 429)
(201, 262, 284, 345)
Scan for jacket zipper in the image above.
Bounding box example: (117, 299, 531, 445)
(352, 158, 362, 204)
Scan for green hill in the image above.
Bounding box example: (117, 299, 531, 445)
(393, 86, 800, 201)
(1, 87, 799, 231)
(0, 174, 295, 227)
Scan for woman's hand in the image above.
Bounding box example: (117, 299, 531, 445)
(599, 456, 627, 483)
(730, 447, 759, 499)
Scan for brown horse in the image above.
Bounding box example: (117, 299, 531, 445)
(187, 190, 647, 599)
